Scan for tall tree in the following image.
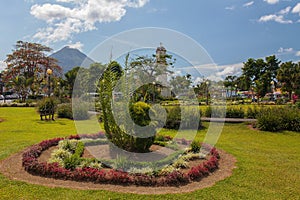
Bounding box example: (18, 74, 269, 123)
(277, 61, 300, 99)
(4, 41, 61, 97)
(64, 66, 82, 97)
(241, 55, 280, 101)
(129, 54, 174, 84)
(86, 62, 106, 92)
(170, 74, 192, 94)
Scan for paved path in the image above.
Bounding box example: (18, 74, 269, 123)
(201, 117, 257, 123)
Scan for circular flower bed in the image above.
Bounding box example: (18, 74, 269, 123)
(22, 134, 220, 186)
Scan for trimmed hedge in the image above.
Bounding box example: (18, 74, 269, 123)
(0, 103, 36, 107)
(257, 107, 300, 132)
(164, 106, 202, 130)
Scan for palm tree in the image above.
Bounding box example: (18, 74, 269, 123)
(10, 75, 33, 102)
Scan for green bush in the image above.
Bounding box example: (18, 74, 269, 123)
(64, 155, 81, 170)
(73, 102, 90, 120)
(226, 107, 244, 118)
(165, 106, 181, 129)
(256, 108, 283, 132)
(280, 108, 300, 132)
(37, 97, 57, 119)
(181, 107, 202, 129)
(57, 103, 73, 119)
(164, 106, 201, 130)
(204, 106, 226, 118)
(190, 141, 201, 153)
(57, 102, 90, 120)
(63, 141, 85, 170)
(246, 106, 259, 119)
(129, 101, 151, 126)
(257, 107, 300, 132)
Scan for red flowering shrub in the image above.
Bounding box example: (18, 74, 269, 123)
(22, 135, 220, 186)
(164, 170, 189, 186)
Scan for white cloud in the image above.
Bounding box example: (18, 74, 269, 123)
(215, 63, 243, 78)
(67, 41, 84, 50)
(30, 0, 150, 44)
(225, 6, 235, 10)
(278, 6, 291, 15)
(0, 61, 7, 72)
(295, 51, 300, 57)
(264, 0, 279, 4)
(258, 14, 293, 24)
(190, 62, 243, 82)
(147, 8, 167, 13)
(278, 47, 293, 53)
(292, 3, 300, 15)
(243, 1, 254, 7)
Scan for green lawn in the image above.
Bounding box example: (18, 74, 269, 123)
(0, 107, 299, 199)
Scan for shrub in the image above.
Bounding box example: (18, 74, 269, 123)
(37, 97, 57, 119)
(59, 139, 79, 152)
(73, 102, 90, 120)
(164, 106, 181, 129)
(50, 149, 72, 161)
(246, 106, 259, 119)
(190, 141, 201, 153)
(57, 102, 90, 120)
(256, 108, 283, 132)
(257, 107, 300, 132)
(181, 107, 202, 129)
(204, 106, 226, 118)
(226, 107, 244, 118)
(129, 101, 151, 126)
(57, 103, 73, 119)
(164, 106, 201, 130)
(280, 108, 300, 132)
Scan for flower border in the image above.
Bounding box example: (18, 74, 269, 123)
(22, 134, 220, 186)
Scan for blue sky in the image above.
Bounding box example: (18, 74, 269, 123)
(1, 0, 300, 80)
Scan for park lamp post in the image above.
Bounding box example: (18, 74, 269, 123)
(270, 80, 275, 101)
(47, 68, 53, 97)
(57, 81, 61, 98)
(206, 81, 209, 105)
(234, 84, 238, 101)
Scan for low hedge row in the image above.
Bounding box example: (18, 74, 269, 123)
(257, 107, 300, 132)
(0, 103, 36, 107)
(164, 106, 202, 130)
(22, 135, 220, 186)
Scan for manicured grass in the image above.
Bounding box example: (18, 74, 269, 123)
(0, 107, 299, 199)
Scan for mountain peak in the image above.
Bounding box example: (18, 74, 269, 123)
(50, 47, 94, 73)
